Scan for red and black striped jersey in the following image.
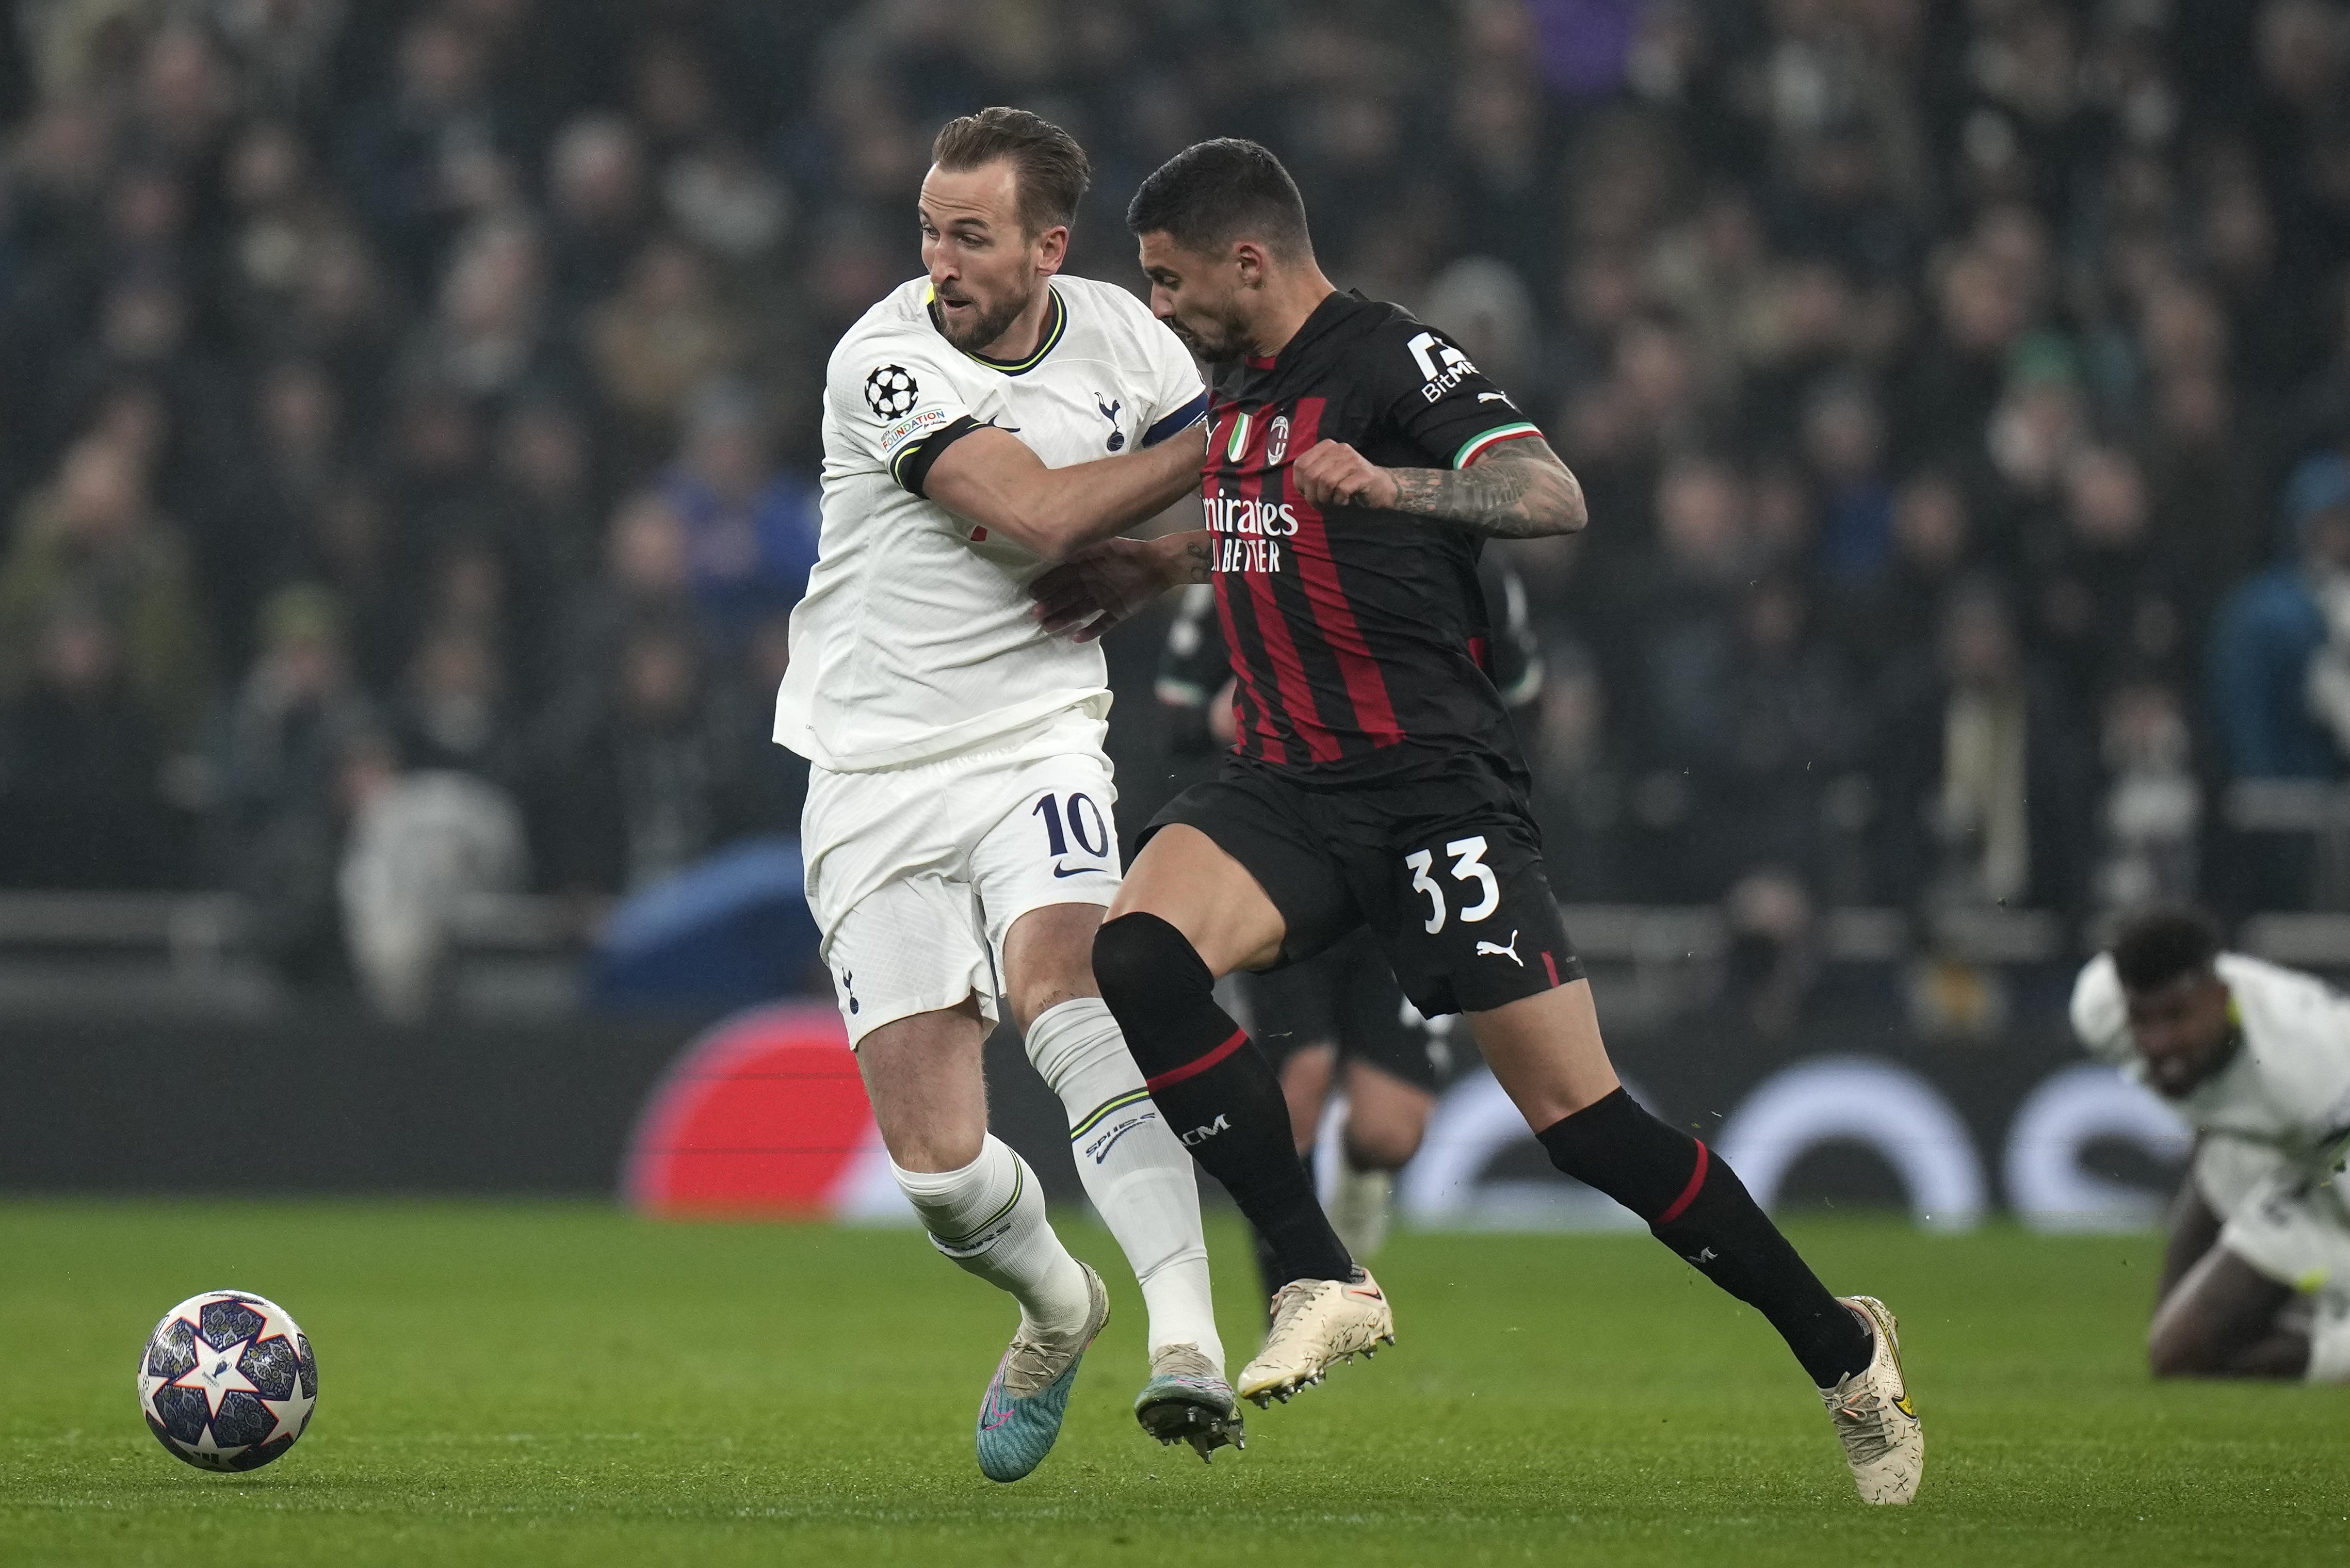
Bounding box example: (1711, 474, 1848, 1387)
(1199, 289, 1543, 783)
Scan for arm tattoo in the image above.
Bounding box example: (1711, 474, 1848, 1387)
(1175, 531, 1212, 584)
(1383, 441, 1588, 539)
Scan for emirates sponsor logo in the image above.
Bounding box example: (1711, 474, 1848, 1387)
(1205, 495, 1298, 536)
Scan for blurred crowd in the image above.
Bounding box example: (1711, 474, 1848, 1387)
(0, 0, 2346, 999)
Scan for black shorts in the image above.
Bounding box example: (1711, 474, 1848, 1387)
(1244, 928, 1444, 1091)
(1147, 752, 1584, 1018)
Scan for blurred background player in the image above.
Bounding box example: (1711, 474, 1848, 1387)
(1157, 556, 1544, 1295)
(2071, 903, 2350, 1384)
(775, 108, 1234, 1482)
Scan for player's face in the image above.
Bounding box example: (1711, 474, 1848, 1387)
(1138, 231, 1253, 361)
(919, 160, 1059, 355)
(2123, 969, 2238, 1098)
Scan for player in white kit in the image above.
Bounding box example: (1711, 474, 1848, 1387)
(773, 109, 1238, 1480)
(2070, 904, 2350, 1383)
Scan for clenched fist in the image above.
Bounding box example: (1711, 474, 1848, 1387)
(1291, 440, 1400, 510)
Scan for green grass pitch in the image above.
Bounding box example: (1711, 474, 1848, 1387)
(4, 1202, 2344, 1566)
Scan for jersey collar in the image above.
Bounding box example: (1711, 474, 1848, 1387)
(1240, 288, 1364, 371)
(925, 282, 1067, 376)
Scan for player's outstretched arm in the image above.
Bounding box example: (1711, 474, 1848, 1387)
(1292, 436, 1587, 539)
(1029, 530, 1210, 643)
(923, 424, 1207, 562)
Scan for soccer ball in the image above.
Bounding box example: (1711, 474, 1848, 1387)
(137, 1290, 318, 1471)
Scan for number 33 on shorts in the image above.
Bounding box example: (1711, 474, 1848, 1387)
(1403, 836, 1500, 932)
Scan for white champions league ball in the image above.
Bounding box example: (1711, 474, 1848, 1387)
(137, 1290, 318, 1472)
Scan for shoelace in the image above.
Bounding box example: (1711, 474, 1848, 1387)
(1149, 1345, 1223, 1385)
(1258, 1280, 1328, 1364)
(998, 1320, 1092, 1399)
(1830, 1380, 1905, 1464)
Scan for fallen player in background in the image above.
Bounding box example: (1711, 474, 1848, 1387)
(2070, 903, 2350, 1382)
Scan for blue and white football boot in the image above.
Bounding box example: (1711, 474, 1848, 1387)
(1133, 1342, 1244, 1462)
(974, 1263, 1109, 1483)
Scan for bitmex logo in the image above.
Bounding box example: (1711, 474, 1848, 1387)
(1407, 331, 1478, 403)
(1180, 1114, 1230, 1146)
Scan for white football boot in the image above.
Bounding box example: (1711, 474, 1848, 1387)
(1236, 1267, 1394, 1407)
(1821, 1295, 1923, 1505)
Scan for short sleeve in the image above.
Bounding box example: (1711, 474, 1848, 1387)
(1138, 318, 1209, 448)
(1376, 318, 1544, 470)
(830, 328, 978, 497)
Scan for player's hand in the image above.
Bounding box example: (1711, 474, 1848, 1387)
(1292, 440, 1400, 510)
(1029, 536, 1175, 642)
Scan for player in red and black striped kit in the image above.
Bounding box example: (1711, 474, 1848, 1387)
(1030, 138, 1924, 1504)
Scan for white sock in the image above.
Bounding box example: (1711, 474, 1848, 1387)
(892, 1135, 1092, 1338)
(2306, 1294, 2350, 1384)
(1029, 997, 1225, 1369)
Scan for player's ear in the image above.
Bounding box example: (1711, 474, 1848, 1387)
(1233, 239, 1267, 290)
(1032, 222, 1068, 276)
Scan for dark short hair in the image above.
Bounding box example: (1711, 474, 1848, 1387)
(1126, 138, 1312, 260)
(2110, 903, 2223, 992)
(931, 107, 1090, 237)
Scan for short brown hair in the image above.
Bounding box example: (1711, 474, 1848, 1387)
(931, 107, 1091, 237)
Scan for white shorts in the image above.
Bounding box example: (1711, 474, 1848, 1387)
(802, 715, 1123, 1046)
(2218, 1174, 2350, 1294)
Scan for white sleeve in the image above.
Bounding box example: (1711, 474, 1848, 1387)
(830, 327, 975, 493)
(2069, 953, 2135, 1066)
(1135, 318, 1208, 448)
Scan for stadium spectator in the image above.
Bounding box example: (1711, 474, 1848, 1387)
(0, 600, 186, 888)
(213, 583, 378, 985)
(0, 435, 211, 746)
(585, 233, 742, 468)
(657, 378, 820, 643)
(1875, 576, 2093, 921)
(337, 729, 527, 1023)
(2209, 454, 2350, 781)
(560, 488, 700, 691)
(490, 392, 604, 584)
(2029, 445, 2189, 708)
(543, 112, 651, 330)
(2091, 678, 2203, 917)
(526, 615, 757, 901)
(390, 621, 517, 787)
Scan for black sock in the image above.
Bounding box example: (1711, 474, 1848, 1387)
(1094, 913, 1354, 1284)
(1250, 1150, 1317, 1305)
(1537, 1088, 1871, 1386)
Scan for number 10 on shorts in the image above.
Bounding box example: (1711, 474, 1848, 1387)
(1034, 792, 1112, 861)
(1405, 835, 1500, 933)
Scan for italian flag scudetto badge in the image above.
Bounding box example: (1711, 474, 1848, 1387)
(1226, 410, 1252, 464)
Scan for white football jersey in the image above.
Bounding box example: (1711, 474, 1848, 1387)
(2071, 951, 2350, 1211)
(774, 274, 1206, 771)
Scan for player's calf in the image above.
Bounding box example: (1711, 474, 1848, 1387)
(1094, 911, 1354, 1286)
(1536, 1087, 1872, 1388)
(1027, 994, 1225, 1373)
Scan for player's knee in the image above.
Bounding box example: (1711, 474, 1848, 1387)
(1341, 1113, 1423, 1172)
(1092, 912, 1212, 1016)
